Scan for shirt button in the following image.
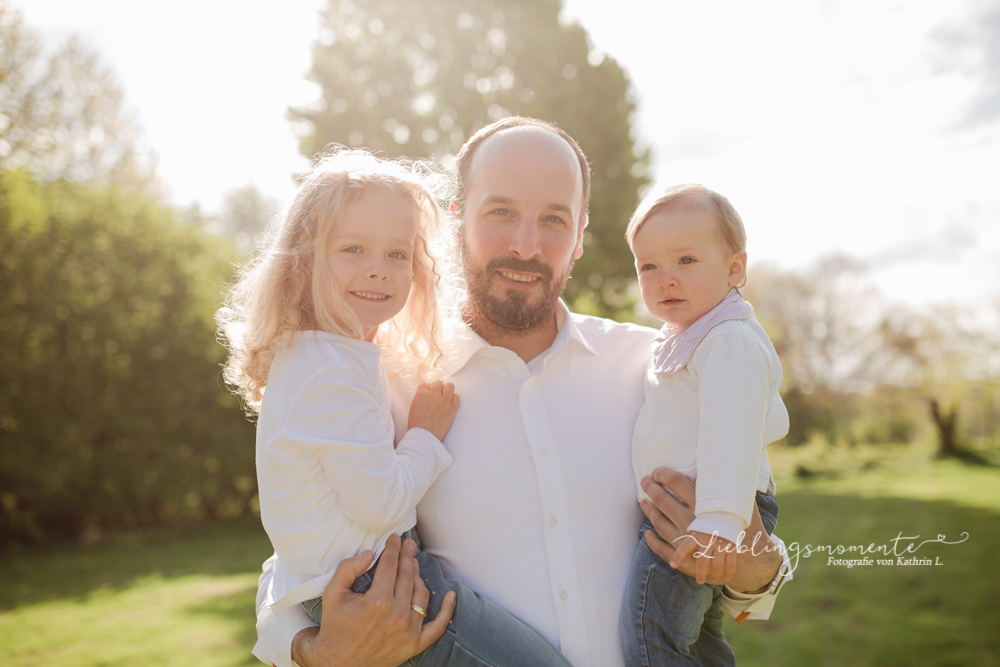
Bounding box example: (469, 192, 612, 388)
(539, 448, 547, 457)
(550, 517, 558, 528)
(561, 590, 569, 600)
(523, 386, 532, 395)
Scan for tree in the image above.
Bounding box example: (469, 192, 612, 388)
(876, 306, 999, 458)
(0, 1, 156, 191)
(744, 256, 1000, 453)
(213, 184, 281, 253)
(0, 170, 256, 545)
(291, 0, 649, 317)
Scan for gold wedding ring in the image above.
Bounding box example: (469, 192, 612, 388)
(410, 603, 427, 618)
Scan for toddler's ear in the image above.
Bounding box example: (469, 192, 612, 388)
(728, 250, 748, 288)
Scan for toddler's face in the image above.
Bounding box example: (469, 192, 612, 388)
(632, 202, 745, 329)
(327, 187, 418, 341)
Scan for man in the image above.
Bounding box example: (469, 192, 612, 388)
(255, 117, 790, 667)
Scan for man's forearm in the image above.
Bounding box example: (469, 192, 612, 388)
(292, 627, 321, 667)
(728, 534, 783, 594)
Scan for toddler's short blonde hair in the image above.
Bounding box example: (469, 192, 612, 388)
(625, 183, 746, 253)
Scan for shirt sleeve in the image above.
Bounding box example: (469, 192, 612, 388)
(719, 532, 794, 621)
(688, 329, 770, 545)
(253, 553, 315, 667)
(284, 362, 453, 533)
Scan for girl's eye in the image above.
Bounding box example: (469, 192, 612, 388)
(343, 246, 362, 253)
(389, 250, 407, 260)
(680, 257, 695, 264)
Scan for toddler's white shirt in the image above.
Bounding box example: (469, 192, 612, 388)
(255, 331, 452, 611)
(632, 315, 789, 545)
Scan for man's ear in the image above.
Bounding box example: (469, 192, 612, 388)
(573, 214, 589, 260)
(728, 249, 748, 288)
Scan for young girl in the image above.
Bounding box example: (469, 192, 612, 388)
(218, 149, 570, 667)
(621, 184, 788, 667)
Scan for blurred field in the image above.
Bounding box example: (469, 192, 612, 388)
(0, 519, 272, 667)
(1, 440, 998, 667)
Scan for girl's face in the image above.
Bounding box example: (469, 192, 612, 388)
(327, 187, 419, 341)
(632, 202, 746, 329)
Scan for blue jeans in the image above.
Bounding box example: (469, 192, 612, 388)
(621, 491, 779, 667)
(302, 530, 571, 667)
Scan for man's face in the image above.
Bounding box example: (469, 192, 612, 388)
(460, 128, 586, 332)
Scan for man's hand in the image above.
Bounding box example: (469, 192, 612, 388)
(291, 535, 457, 667)
(640, 467, 781, 594)
(669, 531, 737, 585)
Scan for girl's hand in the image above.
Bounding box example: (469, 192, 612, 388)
(408, 381, 460, 442)
(669, 531, 737, 585)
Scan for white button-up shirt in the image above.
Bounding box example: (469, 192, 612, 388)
(632, 316, 789, 546)
(254, 304, 790, 667)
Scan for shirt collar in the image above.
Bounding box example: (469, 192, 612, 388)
(557, 299, 599, 357)
(445, 299, 597, 375)
(651, 288, 752, 375)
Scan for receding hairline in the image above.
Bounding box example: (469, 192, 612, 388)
(455, 117, 591, 226)
(472, 125, 582, 181)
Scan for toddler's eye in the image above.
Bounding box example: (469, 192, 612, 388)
(680, 257, 695, 264)
(640, 263, 656, 272)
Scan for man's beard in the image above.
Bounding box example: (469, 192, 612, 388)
(462, 239, 574, 334)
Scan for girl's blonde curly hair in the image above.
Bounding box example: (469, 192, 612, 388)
(217, 148, 458, 414)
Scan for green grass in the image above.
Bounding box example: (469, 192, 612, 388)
(2, 442, 998, 666)
(726, 441, 1000, 667)
(0, 518, 273, 667)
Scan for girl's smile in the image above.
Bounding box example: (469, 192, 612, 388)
(327, 187, 418, 341)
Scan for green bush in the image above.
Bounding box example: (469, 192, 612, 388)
(0, 170, 257, 546)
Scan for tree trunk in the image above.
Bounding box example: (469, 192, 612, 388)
(929, 399, 960, 458)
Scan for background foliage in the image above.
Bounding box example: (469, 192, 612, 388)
(0, 170, 256, 546)
(292, 0, 650, 318)
(0, 1, 155, 190)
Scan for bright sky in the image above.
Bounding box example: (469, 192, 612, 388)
(19, 0, 1000, 311)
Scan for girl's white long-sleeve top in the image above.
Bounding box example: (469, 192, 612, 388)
(632, 316, 789, 546)
(255, 331, 453, 609)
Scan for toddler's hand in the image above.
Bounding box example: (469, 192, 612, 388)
(408, 381, 460, 442)
(669, 530, 737, 585)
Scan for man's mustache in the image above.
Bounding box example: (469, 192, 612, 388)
(484, 257, 554, 282)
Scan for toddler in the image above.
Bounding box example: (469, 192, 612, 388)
(219, 149, 570, 667)
(621, 184, 789, 666)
